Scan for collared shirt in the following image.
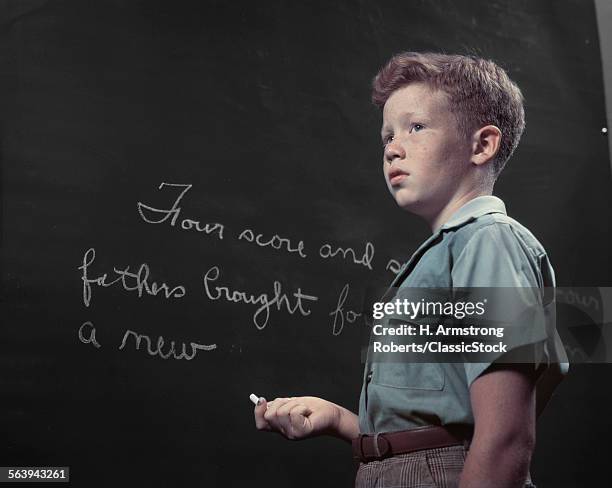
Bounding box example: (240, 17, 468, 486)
(358, 196, 569, 434)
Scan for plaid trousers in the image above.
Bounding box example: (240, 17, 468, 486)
(354, 445, 537, 488)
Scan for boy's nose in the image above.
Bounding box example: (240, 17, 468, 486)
(385, 141, 405, 163)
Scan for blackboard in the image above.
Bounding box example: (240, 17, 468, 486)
(1, 1, 611, 486)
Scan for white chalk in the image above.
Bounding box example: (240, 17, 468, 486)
(249, 393, 261, 405)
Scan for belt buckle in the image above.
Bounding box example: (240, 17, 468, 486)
(359, 432, 392, 461)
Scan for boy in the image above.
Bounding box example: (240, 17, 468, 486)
(254, 52, 568, 488)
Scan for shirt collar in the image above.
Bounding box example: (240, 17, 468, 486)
(439, 195, 507, 232)
(385, 195, 508, 289)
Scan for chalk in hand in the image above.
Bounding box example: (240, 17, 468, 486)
(250, 393, 262, 405)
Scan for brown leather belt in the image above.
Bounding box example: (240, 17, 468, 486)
(352, 425, 473, 462)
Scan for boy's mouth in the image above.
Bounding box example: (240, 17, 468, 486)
(388, 168, 408, 186)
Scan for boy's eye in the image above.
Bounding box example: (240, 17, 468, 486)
(382, 124, 423, 147)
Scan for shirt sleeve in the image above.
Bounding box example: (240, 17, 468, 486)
(450, 223, 548, 386)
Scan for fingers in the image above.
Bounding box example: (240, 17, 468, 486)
(262, 398, 313, 439)
(254, 397, 270, 430)
(273, 399, 297, 437)
(263, 397, 293, 432)
(287, 404, 313, 437)
(253, 397, 292, 431)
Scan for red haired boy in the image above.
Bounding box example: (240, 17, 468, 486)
(254, 52, 567, 488)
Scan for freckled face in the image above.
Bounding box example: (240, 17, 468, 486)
(381, 83, 472, 219)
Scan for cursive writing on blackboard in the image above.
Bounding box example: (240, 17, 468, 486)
(78, 321, 102, 348)
(329, 283, 362, 336)
(202, 265, 318, 330)
(119, 328, 217, 360)
(136, 183, 405, 273)
(238, 228, 307, 258)
(319, 241, 375, 270)
(137, 182, 225, 239)
(78, 321, 216, 361)
(385, 259, 402, 274)
(79, 248, 186, 307)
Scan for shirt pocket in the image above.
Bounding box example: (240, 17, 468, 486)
(371, 362, 445, 390)
(368, 315, 446, 391)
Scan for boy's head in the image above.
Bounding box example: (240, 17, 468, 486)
(372, 52, 525, 226)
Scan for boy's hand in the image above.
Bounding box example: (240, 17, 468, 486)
(254, 396, 340, 440)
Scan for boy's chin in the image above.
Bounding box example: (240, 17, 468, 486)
(394, 194, 429, 217)
(393, 192, 419, 211)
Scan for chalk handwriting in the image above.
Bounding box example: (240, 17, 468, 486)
(386, 258, 402, 274)
(134, 183, 408, 272)
(238, 228, 307, 258)
(119, 329, 216, 360)
(329, 283, 362, 336)
(137, 182, 224, 240)
(78, 321, 101, 348)
(202, 265, 318, 329)
(319, 241, 374, 270)
(79, 248, 186, 307)
(557, 289, 601, 312)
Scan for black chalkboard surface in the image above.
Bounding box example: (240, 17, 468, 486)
(1, 1, 611, 487)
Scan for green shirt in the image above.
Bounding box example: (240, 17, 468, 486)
(358, 196, 569, 434)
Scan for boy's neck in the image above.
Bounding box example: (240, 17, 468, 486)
(429, 189, 492, 234)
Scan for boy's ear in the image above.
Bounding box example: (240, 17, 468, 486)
(471, 125, 502, 166)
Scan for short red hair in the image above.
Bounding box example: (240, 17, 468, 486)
(372, 52, 526, 175)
